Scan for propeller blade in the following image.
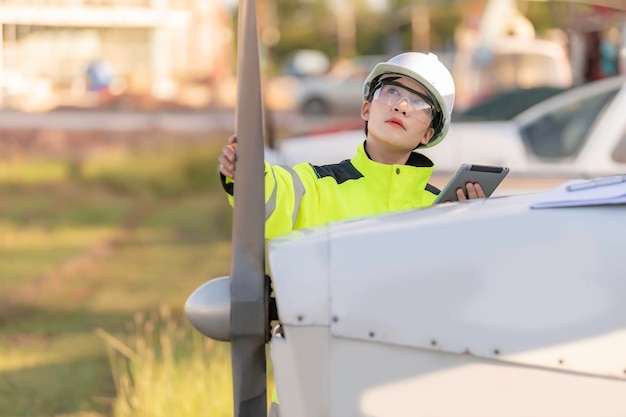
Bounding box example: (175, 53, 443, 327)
(231, 0, 267, 415)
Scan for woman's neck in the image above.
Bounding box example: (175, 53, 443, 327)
(364, 140, 411, 165)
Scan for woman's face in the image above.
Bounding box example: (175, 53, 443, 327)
(361, 76, 435, 152)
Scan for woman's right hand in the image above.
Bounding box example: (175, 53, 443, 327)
(218, 135, 237, 179)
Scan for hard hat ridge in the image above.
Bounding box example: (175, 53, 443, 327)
(363, 52, 456, 148)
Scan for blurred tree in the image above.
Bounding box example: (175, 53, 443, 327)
(522, 1, 556, 32)
(360, 0, 463, 55)
(270, 0, 336, 70)
(351, 0, 389, 56)
(265, 0, 470, 72)
(234, 0, 561, 76)
(430, 4, 462, 50)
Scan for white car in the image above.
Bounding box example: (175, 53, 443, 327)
(276, 75, 626, 179)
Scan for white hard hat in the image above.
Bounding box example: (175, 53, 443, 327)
(363, 52, 455, 148)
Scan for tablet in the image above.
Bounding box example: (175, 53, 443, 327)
(433, 164, 509, 204)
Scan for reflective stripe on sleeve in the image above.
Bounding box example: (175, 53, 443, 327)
(279, 165, 306, 227)
(266, 168, 278, 222)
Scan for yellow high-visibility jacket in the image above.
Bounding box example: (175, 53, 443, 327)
(221, 140, 440, 410)
(221, 141, 439, 239)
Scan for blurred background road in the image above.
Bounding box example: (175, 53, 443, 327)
(0, 107, 357, 133)
(0, 105, 578, 195)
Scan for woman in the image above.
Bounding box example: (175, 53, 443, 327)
(219, 52, 485, 240)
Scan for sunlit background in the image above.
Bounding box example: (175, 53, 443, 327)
(0, 1, 625, 417)
(1, 0, 624, 112)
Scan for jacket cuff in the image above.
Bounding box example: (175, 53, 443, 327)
(220, 172, 234, 196)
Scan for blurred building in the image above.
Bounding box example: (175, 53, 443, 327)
(0, 0, 234, 110)
(451, 0, 626, 110)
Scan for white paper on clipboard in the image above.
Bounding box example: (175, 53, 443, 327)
(531, 175, 626, 209)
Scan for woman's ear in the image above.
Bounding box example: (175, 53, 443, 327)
(361, 101, 370, 121)
(420, 127, 435, 146)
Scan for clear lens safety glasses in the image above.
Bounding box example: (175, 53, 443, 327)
(373, 82, 434, 122)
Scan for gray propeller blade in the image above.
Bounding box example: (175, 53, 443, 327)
(231, 0, 268, 416)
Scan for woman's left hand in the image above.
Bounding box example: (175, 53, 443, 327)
(456, 182, 486, 200)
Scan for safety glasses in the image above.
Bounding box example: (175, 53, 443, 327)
(373, 81, 434, 122)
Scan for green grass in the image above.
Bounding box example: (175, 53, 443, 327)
(97, 308, 236, 417)
(0, 184, 133, 299)
(97, 308, 274, 417)
(0, 159, 69, 183)
(0, 141, 261, 417)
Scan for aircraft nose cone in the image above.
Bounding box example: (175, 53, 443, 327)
(185, 276, 232, 341)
